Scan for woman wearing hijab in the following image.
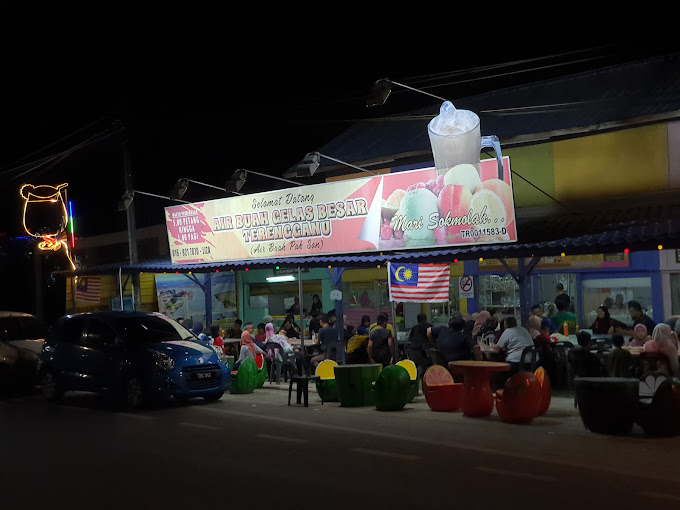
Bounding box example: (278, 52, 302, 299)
(630, 323, 649, 347)
(589, 305, 625, 334)
(264, 322, 304, 375)
(472, 311, 491, 337)
(644, 323, 680, 377)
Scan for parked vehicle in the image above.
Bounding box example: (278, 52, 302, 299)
(0, 311, 47, 395)
(39, 311, 230, 407)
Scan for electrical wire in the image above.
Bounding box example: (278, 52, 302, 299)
(0, 117, 113, 172)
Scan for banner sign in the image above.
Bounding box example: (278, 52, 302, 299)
(165, 157, 516, 264)
(155, 272, 238, 328)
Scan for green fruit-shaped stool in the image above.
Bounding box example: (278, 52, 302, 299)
(575, 377, 639, 435)
(397, 359, 418, 402)
(496, 372, 542, 424)
(373, 365, 411, 411)
(230, 358, 258, 394)
(315, 360, 339, 402)
(255, 354, 267, 389)
(423, 365, 463, 412)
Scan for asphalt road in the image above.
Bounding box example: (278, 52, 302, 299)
(2, 387, 680, 509)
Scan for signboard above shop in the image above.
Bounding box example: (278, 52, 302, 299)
(479, 253, 629, 271)
(165, 157, 516, 264)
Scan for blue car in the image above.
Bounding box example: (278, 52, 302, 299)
(39, 311, 230, 408)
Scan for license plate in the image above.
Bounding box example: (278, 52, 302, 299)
(195, 371, 213, 379)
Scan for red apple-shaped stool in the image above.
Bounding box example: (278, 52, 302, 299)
(495, 372, 542, 423)
(423, 365, 463, 412)
(534, 367, 552, 416)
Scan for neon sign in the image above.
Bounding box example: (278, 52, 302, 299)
(19, 183, 75, 270)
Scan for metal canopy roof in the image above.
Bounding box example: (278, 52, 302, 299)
(284, 54, 680, 177)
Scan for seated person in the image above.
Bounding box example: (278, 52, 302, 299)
(534, 318, 558, 382)
(210, 324, 224, 354)
(265, 323, 304, 375)
(427, 314, 481, 364)
(346, 333, 369, 364)
(368, 314, 395, 367)
(254, 323, 266, 343)
(282, 318, 300, 339)
(228, 319, 243, 339)
(493, 316, 535, 373)
(607, 334, 633, 377)
(644, 323, 680, 377)
(551, 301, 576, 333)
(311, 314, 339, 368)
(629, 323, 649, 347)
(531, 304, 557, 333)
(568, 331, 602, 377)
(589, 305, 626, 335)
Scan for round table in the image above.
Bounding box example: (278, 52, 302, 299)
(449, 361, 510, 417)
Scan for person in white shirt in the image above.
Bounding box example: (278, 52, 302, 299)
(493, 316, 535, 372)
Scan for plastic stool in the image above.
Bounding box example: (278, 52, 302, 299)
(288, 375, 321, 407)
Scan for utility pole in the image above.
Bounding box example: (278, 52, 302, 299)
(120, 124, 141, 309)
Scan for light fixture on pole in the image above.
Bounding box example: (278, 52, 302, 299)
(117, 190, 190, 211)
(169, 178, 241, 200)
(225, 169, 302, 193)
(295, 152, 379, 177)
(366, 78, 448, 107)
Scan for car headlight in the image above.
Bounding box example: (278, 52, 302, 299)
(152, 351, 175, 371)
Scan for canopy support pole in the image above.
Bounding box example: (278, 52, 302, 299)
(326, 267, 346, 364)
(499, 256, 542, 328)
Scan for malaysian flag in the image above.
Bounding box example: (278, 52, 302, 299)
(75, 276, 101, 303)
(388, 263, 450, 302)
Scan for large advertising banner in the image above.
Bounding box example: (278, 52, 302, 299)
(155, 272, 238, 328)
(165, 157, 516, 264)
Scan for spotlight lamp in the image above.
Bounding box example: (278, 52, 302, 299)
(225, 170, 248, 193)
(169, 178, 189, 200)
(296, 152, 321, 177)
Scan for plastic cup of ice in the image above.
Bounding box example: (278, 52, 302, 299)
(427, 101, 481, 178)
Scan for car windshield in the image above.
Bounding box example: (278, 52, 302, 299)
(116, 314, 196, 344)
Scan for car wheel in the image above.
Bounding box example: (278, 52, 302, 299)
(41, 370, 63, 402)
(203, 391, 224, 402)
(124, 376, 147, 410)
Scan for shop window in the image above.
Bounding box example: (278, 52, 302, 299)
(531, 273, 578, 315)
(670, 274, 680, 316)
(248, 281, 321, 317)
(478, 274, 519, 316)
(581, 277, 652, 328)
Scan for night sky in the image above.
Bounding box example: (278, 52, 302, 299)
(2, 12, 676, 241)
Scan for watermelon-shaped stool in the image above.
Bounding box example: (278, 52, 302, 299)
(535, 367, 552, 416)
(230, 358, 258, 394)
(574, 377, 639, 435)
(423, 365, 463, 412)
(637, 377, 680, 437)
(315, 360, 339, 402)
(255, 354, 267, 389)
(495, 372, 542, 424)
(373, 365, 411, 412)
(397, 359, 418, 402)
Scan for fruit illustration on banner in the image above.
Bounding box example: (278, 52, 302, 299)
(475, 179, 513, 225)
(469, 189, 507, 229)
(443, 163, 481, 194)
(437, 184, 472, 238)
(393, 187, 437, 240)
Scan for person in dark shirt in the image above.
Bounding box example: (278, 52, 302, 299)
(228, 319, 243, 339)
(368, 314, 395, 367)
(406, 313, 432, 372)
(428, 315, 481, 364)
(590, 305, 626, 334)
(568, 331, 602, 377)
(282, 317, 300, 338)
(607, 334, 633, 377)
(311, 314, 339, 368)
(616, 300, 656, 337)
(555, 283, 570, 311)
(357, 315, 371, 335)
(309, 294, 323, 318)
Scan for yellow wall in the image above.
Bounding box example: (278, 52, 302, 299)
(66, 273, 158, 313)
(553, 124, 670, 201)
(499, 144, 556, 207)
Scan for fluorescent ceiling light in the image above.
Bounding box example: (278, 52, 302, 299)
(266, 275, 296, 282)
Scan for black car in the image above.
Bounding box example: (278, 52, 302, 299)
(39, 311, 230, 408)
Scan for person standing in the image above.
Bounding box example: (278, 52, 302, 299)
(493, 316, 535, 373)
(310, 294, 323, 318)
(407, 313, 432, 372)
(555, 283, 570, 311)
(368, 314, 395, 367)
